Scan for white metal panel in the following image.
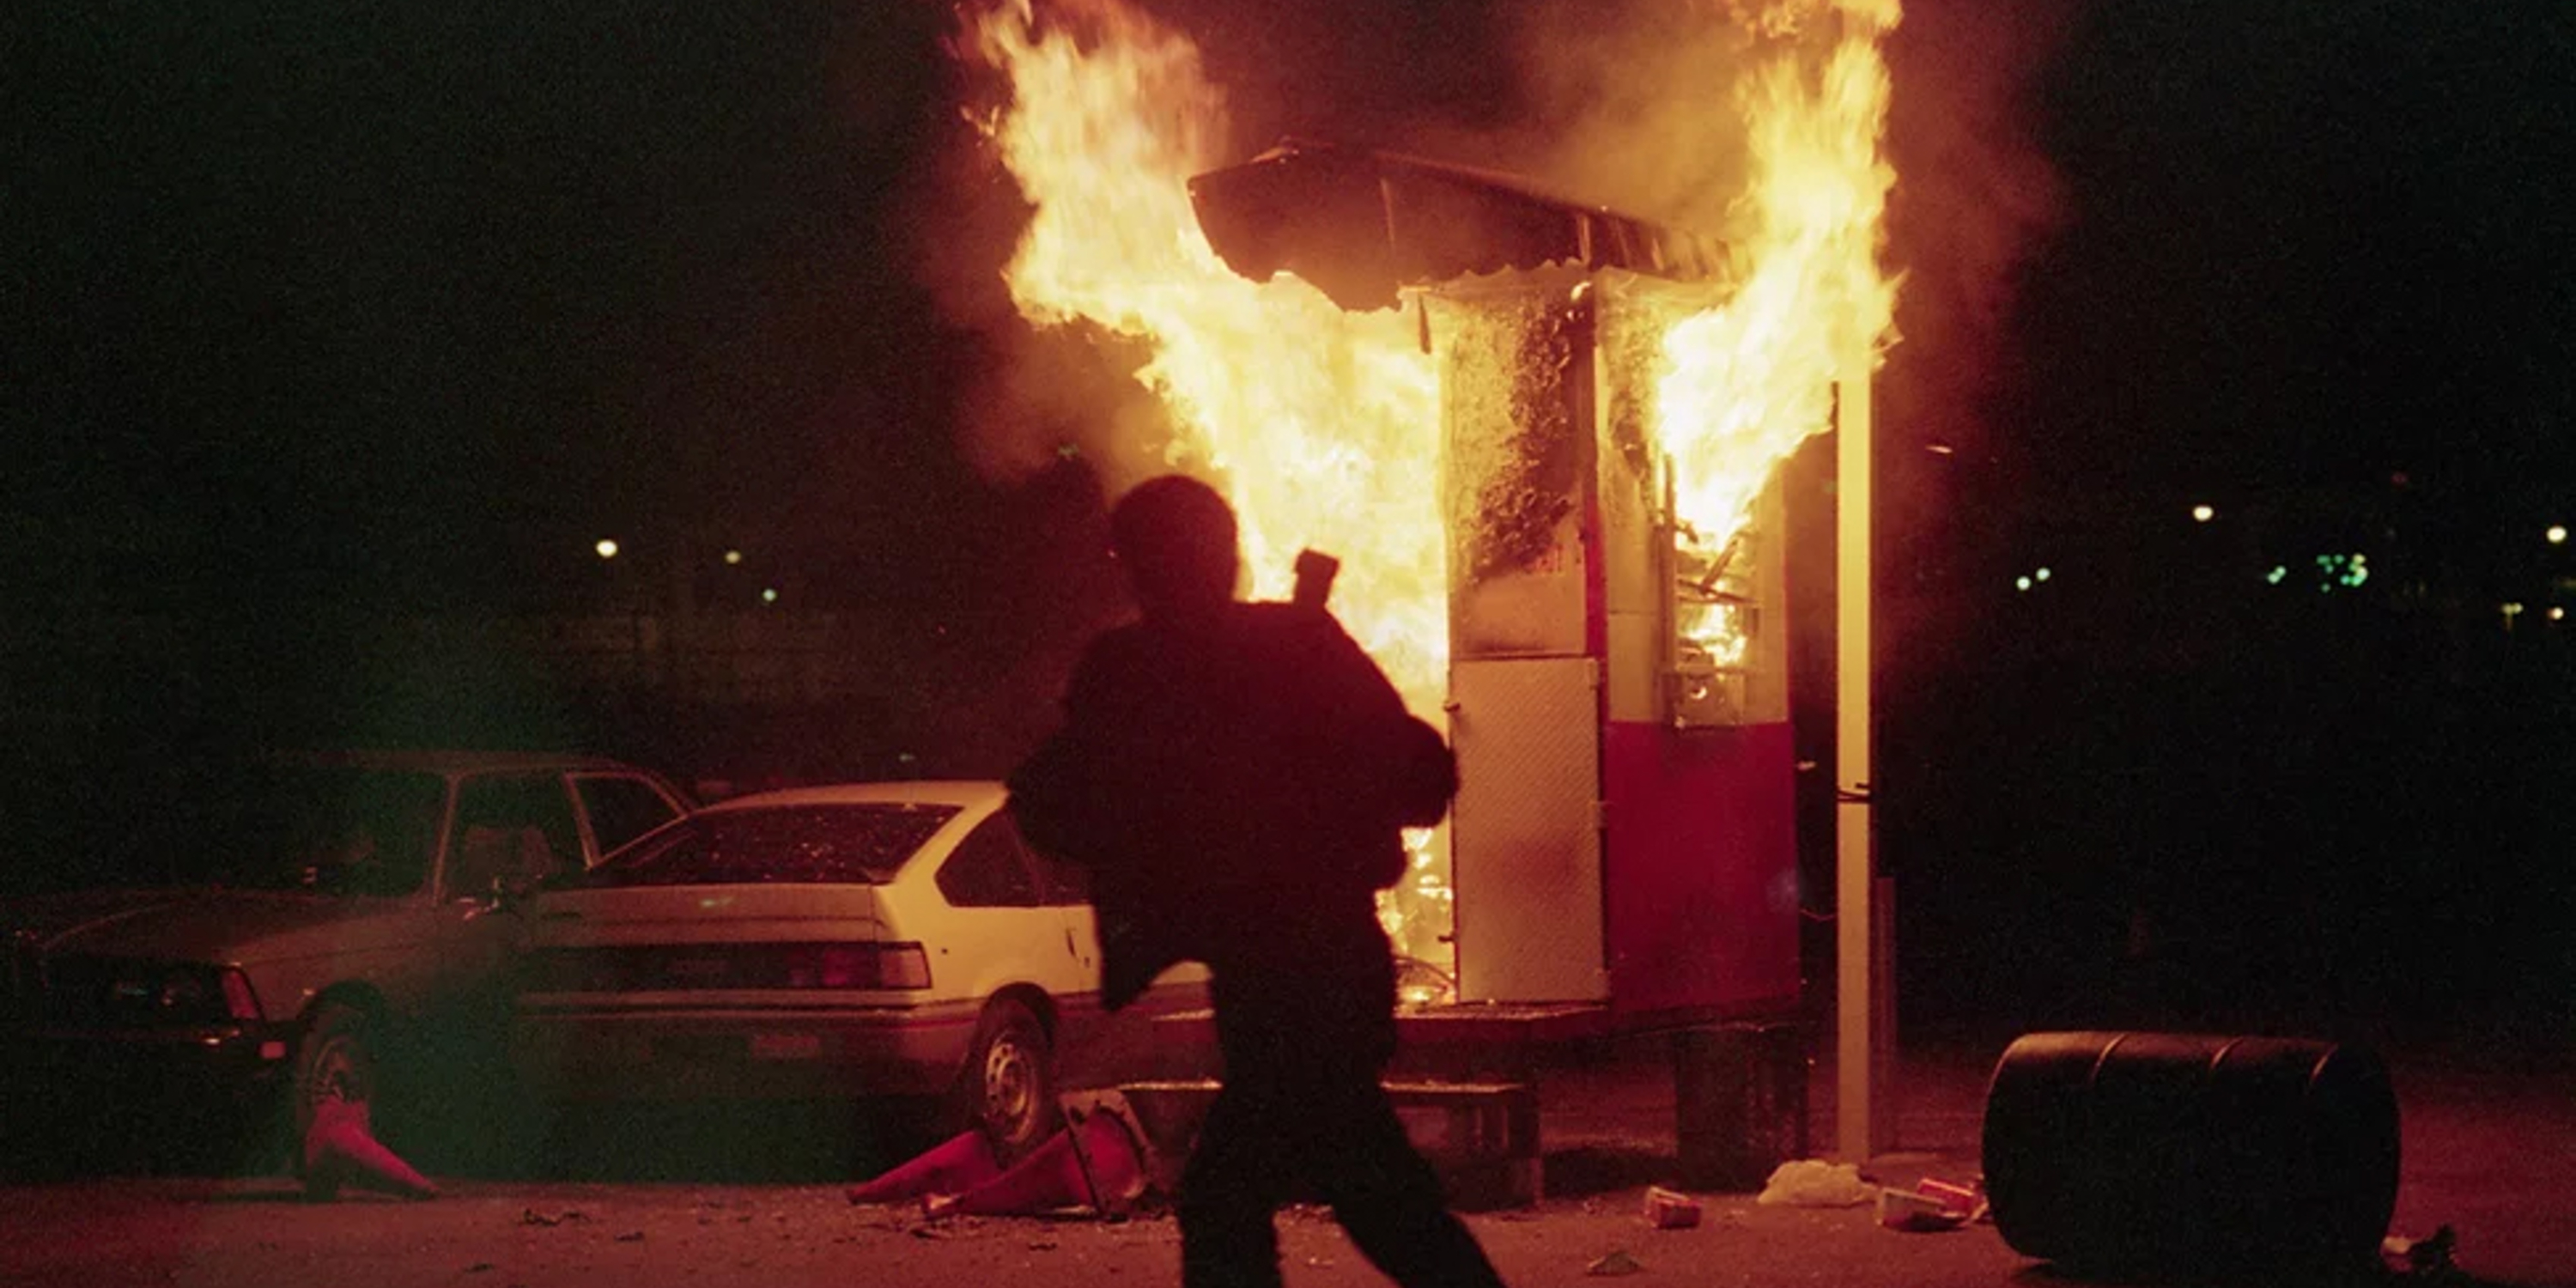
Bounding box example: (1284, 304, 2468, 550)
(1449, 655, 1607, 1003)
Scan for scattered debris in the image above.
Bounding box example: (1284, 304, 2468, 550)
(1878, 1188, 1963, 1232)
(1917, 1176, 1986, 1221)
(519, 1207, 586, 1227)
(1754, 1160, 1874, 1208)
(1584, 1249, 1645, 1276)
(614, 1231, 644, 1242)
(2383, 1225, 2458, 1274)
(1642, 1186, 1703, 1230)
(1879, 1176, 1988, 1232)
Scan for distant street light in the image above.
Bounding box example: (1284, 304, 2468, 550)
(761, 587, 780, 605)
(723, 549, 744, 565)
(2549, 525, 2567, 545)
(594, 538, 620, 560)
(2191, 504, 2215, 523)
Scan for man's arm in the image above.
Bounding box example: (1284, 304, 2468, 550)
(1296, 615, 1458, 831)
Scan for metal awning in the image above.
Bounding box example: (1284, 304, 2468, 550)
(1188, 138, 1720, 311)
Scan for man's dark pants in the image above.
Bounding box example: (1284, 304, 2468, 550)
(1177, 930, 1507, 1288)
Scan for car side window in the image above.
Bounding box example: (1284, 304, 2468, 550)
(935, 814, 1042, 908)
(447, 773, 584, 900)
(576, 774, 683, 860)
(1020, 825, 1091, 907)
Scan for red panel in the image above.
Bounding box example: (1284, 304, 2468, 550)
(1601, 720, 1801, 1015)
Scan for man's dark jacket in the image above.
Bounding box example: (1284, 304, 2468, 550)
(1009, 601, 1453, 1009)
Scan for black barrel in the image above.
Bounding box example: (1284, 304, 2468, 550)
(1983, 1031, 2400, 1275)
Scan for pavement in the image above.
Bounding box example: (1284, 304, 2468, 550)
(2, 1033, 2570, 1288)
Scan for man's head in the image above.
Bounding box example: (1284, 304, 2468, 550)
(1110, 474, 1240, 620)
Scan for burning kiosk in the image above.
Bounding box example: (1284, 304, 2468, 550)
(1180, 142, 1817, 1186)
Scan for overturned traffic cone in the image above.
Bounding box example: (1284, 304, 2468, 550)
(846, 1128, 1004, 1206)
(927, 1104, 1148, 1220)
(301, 1096, 439, 1201)
(1063, 1104, 1148, 1217)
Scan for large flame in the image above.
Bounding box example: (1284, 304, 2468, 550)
(967, 2, 1444, 690)
(1658, 0, 1900, 661)
(964, 0, 1900, 966)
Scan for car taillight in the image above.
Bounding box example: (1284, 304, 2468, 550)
(877, 943, 931, 990)
(220, 968, 263, 1021)
(781, 943, 931, 990)
(815, 945, 871, 988)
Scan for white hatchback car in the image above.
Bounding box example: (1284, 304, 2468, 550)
(508, 781, 1204, 1158)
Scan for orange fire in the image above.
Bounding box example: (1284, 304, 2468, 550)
(964, 0, 1899, 963)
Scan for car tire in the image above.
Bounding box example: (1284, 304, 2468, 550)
(955, 998, 1058, 1163)
(289, 1000, 380, 1176)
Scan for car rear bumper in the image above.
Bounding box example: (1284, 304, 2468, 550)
(509, 1002, 982, 1103)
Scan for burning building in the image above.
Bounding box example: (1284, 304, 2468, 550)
(960, 0, 1899, 1019)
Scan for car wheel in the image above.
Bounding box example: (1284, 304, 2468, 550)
(290, 1001, 380, 1173)
(957, 998, 1057, 1163)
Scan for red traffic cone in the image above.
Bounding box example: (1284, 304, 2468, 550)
(932, 1123, 1093, 1218)
(928, 1105, 1152, 1219)
(301, 1097, 439, 1201)
(1063, 1105, 1148, 1217)
(846, 1129, 1003, 1206)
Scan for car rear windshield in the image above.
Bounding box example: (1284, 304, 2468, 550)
(564, 803, 963, 887)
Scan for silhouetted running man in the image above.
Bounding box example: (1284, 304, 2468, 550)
(1011, 474, 1508, 1288)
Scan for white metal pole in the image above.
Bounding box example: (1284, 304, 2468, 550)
(1834, 364, 1890, 1162)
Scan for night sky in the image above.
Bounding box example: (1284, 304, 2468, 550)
(2003, 1, 2575, 519)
